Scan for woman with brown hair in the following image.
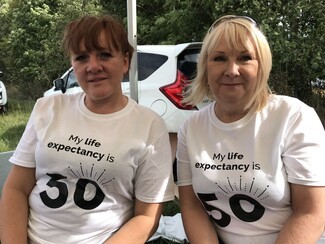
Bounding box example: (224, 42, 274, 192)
(0, 15, 174, 244)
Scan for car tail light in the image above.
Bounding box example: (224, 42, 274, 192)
(159, 70, 197, 110)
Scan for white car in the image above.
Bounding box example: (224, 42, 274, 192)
(0, 71, 8, 114)
(44, 43, 211, 160)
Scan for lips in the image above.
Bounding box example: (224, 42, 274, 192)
(88, 77, 106, 83)
(221, 83, 242, 86)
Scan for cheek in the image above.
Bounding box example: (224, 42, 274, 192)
(243, 66, 258, 83)
(71, 62, 84, 73)
(207, 74, 218, 93)
(206, 63, 214, 79)
(248, 61, 259, 77)
(207, 64, 222, 82)
(72, 67, 87, 84)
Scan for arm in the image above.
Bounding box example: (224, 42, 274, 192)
(104, 198, 162, 244)
(0, 165, 36, 244)
(179, 185, 219, 244)
(276, 184, 325, 243)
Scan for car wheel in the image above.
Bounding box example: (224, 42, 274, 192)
(0, 103, 8, 115)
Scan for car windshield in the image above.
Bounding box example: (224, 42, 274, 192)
(66, 71, 78, 89)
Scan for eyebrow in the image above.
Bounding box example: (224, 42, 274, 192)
(210, 50, 253, 54)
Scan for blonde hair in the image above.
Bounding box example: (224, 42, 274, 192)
(184, 15, 272, 112)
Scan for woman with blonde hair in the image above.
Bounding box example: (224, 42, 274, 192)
(177, 15, 325, 243)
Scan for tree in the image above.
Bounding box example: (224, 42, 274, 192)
(0, 0, 12, 75)
(0, 0, 324, 102)
(136, 0, 215, 44)
(138, 0, 324, 102)
(2, 0, 104, 99)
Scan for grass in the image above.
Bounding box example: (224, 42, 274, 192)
(0, 99, 35, 152)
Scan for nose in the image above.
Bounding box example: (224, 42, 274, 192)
(225, 61, 240, 78)
(87, 56, 103, 73)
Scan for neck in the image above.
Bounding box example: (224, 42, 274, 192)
(214, 103, 250, 123)
(84, 95, 128, 114)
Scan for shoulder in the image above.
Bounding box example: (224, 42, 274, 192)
(132, 101, 160, 117)
(128, 99, 168, 129)
(265, 94, 318, 118)
(35, 93, 81, 109)
(30, 93, 83, 121)
(267, 94, 311, 111)
(182, 102, 213, 127)
(265, 94, 323, 129)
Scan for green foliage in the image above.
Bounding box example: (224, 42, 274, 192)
(0, 0, 104, 100)
(0, 99, 35, 152)
(137, 0, 214, 44)
(260, 0, 325, 101)
(4, 0, 57, 98)
(0, 0, 324, 109)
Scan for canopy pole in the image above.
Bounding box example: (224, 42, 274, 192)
(127, 0, 138, 102)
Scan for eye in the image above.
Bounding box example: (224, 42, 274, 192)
(212, 55, 226, 62)
(99, 51, 113, 60)
(239, 54, 253, 62)
(74, 54, 88, 62)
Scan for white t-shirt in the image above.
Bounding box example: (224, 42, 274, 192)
(10, 92, 175, 244)
(177, 95, 325, 243)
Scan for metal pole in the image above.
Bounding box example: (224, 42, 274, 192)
(127, 0, 138, 102)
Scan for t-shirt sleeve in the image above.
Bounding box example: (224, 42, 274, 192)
(283, 105, 325, 186)
(176, 120, 193, 186)
(134, 116, 175, 203)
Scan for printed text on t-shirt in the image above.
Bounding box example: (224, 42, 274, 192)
(47, 134, 115, 162)
(195, 152, 260, 172)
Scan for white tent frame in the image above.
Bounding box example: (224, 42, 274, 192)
(127, 0, 138, 102)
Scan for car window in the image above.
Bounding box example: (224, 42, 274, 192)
(123, 53, 168, 82)
(138, 53, 168, 80)
(178, 49, 200, 79)
(66, 71, 78, 89)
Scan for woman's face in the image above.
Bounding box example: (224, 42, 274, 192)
(207, 37, 259, 115)
(70, 31, 129, 107)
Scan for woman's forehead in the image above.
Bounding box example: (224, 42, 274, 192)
(77, 31, 115, 52)
(211, 36, 256, 54)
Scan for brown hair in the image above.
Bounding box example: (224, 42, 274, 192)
(63, 15, 134, 61)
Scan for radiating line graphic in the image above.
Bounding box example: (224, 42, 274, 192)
(67, 162, 115, 190)
(216, 176, 269, 200)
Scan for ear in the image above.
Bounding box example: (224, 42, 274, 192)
(70, 56, 74, 66)
(123, 52, 130, 74)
